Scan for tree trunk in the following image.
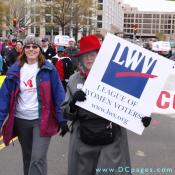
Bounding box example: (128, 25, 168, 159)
(61, 25, 65, 35)
(75, 26, 79, 41)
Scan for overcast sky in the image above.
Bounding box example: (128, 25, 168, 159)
(123, 0, 175, 12)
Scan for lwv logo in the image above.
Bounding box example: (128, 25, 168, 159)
(102, 42, 158, 98)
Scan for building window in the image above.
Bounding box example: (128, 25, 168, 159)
(53, 17, 58, 23)
(143, 24, 151, 28)
(127, 29, 131, 33)
(168, 20, 172, 24)
(97, 15, 102, 21)
(35, 26, 40, 36)
(98, 4, 103, 10)
(98, 0, 103, 3)
(45, 16, 51, 23)
(31, 16, 35, 23)
(45, 26, 52, 35)
(143, 14, 152, 18)
(153, 14, 159, 18)
(65, 27, 70, 36)
(97, 22, 102, 28)
(35, 16, 40, 23)
(31, 26, 34, 33)
(53, 27, 59, 35)
(143, 19, 152, 23)
(153, 19, 159, 23)
(124, 19, 128, 23)
(139, 14, 142, 18)
(45, 7, 51, 14)
(31, 7, 34, 14)
(142, 29, 151, 33)
(35, 7, 40, 14)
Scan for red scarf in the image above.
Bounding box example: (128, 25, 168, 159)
(79, 68, 90, 79)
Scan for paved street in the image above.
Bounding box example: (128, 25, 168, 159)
(0, 114, 175, 175)
(128, 113, 175, 174)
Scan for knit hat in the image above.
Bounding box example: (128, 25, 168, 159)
(23, 35, 41, 48)
(57, 46, 65, 52)
(41, 37, 49, 42)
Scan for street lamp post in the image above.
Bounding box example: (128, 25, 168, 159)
(70, 0, 74, 37)
(12, 17, 18, 38)
(132, 24, 137, 40)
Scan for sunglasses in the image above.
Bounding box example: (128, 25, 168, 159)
(25, 45, 39, 49)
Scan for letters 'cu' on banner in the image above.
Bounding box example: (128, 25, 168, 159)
(153, 68, 175, 115)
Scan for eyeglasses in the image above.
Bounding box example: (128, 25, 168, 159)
(25, 45, 39, 49)
(81, 51, 97, 59)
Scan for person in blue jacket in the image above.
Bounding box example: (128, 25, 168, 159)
(0, 35, 69, 175)
(0, 54, 3, 74)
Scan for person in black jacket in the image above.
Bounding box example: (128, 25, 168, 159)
(6, 40, 23, 67)
(65, 37, 79, 71)
(41, 37, 56, 61)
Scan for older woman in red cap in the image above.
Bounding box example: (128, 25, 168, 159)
(62, 34, 132, 175)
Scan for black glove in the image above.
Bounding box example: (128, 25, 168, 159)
(69, 90, 86, 113)
(60, 122, 69, 137)
(142, 117, 152, 127)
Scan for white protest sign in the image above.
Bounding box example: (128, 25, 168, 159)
(152, 41, 171, 51)
(153, 68, 175, 115)
(54, 35, 70, 47)
(76, 33, 174, 135)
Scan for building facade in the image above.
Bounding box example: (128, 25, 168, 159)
(95, 0, 124, 35)
(123, 4, 175, 39)
(1, 0, 175, 41)
(24, 0, 124, 39)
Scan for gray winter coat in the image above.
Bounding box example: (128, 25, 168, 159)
(62, 72, 131, 175)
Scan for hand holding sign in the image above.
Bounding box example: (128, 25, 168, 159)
(70, 90, 86, 113)
(142, 117, 152, 127)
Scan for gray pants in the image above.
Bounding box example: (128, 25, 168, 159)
(14, 118, 51, 175)
(68, 121, 131, 175)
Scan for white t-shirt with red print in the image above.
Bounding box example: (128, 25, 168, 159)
(15, 62, 40, 120)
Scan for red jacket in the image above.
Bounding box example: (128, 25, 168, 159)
(55, 59, 65, 81)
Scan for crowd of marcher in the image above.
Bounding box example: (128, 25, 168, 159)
(0, 33, 152, 175)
